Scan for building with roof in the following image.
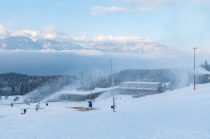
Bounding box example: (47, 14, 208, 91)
(118, 82, 165, 97)
(58, 82, 165, 101)
(58, 87, 118, 101)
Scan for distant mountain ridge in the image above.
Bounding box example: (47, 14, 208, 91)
(0, 36, 184, 55)
(1, 37, 41, 50)
(0, 37, 83, 50)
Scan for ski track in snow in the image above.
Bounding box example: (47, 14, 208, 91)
(1, 83, 210, 138)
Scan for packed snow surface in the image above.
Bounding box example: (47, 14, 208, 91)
(1, 83, 210, 139)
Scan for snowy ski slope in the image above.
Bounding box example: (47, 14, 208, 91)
(0, 83, 210, 139)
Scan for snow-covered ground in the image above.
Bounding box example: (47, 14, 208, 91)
(1, 83, 210, 139)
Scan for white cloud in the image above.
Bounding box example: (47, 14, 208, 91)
(10, 30, 32, 38)
(118, 0, 206, 7)
(36, 26, 67, 40)
(0, 21, 10, 39)
(0, 23, 154, 45)
(91, 6, 135, 15)
(23, 30, 38, 40)
(71, 33, 89, 42)
(91, 35, 153, 43)
(191, 14, 206, 20)
(117, 0, 174, 8)
(0, 25, 68, 41)
(70, 49, 103, 56)
(192, 0, 206, 4)
(90, 0, 178, 15)
(91, 0, 209, 15)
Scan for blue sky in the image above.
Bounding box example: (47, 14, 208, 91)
(0, 0, 210, 51)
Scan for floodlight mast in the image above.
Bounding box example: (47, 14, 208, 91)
(148, 81, 149, 91)
(193, 47, 197, 90)
(90, 73, 92, 101)
(110, 59, 115, 112)
(0, 86, 1, 104)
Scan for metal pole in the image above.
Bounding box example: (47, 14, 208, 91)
(0, 90, 2, 105)
(110, 59, 115, 112)
(90, 73, 92, 101)
(81, 71, 83, 89)
(148, 76, 150, 94)
(194, 48, 195, 90)
(193, 47, 197, 90)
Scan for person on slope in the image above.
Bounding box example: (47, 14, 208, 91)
(35, 103, 39, 111)
(24, 109, 26, 114)
(10, 102, 13, 107)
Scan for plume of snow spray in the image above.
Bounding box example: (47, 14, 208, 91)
(96, 89, 120, 100)
(40, 85, 77, 103)
(195, 67, 210, 75)
(23, 76, 79, 103)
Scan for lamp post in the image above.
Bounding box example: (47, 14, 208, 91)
(81, 71, 83, 89)
(148, 76, 150, 94)
(0, 90, 2, 105)
(193, 47, 197, 90)
(90, 73, 92, 101)
(110, 59, 115, 112)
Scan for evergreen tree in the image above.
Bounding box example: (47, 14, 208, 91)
(20, 84, 24, 95)
(11, 84, 15, 95)
(24, 85, 28, 94)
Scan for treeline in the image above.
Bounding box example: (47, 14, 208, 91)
(92, 68, 192, 90)
(201, 60, 210, 71)
(0, 73, 78, 96)
(92, 60, 210, 90)
(0, 60, 210, 96)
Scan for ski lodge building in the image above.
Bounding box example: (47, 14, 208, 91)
(117, 82, 164, 96)
(59, 87, 118, 101)
(58, 82, 165, 101)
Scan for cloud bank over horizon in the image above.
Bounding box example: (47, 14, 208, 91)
(0, 50, 208, 76)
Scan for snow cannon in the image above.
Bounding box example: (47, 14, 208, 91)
(88, 101, 92, 108)
(111, 105, 116, 109)
(81, 101, 94, 111)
